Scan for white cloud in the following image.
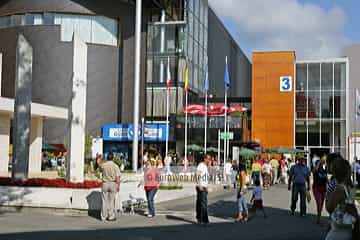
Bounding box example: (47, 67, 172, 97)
(208, 0, 349, 59)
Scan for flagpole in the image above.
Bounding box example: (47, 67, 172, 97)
(165, 57, 170, 159)
(204, 90, 208, 153)
(218, 128, 221, 165)
(185, 89, 188, 170)
(223, 90, 227, 169)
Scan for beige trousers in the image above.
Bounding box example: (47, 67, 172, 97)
(101, 182, 117, 221)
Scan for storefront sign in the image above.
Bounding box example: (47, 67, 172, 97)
(103, 124, 167, 142)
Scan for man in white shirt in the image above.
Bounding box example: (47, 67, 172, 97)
(195, 154, 211, 226)
(224, 161, 233, 188)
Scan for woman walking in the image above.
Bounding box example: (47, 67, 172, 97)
(326, 159, 359, 240)
(312, 157, 327, 224)
(140, 160, 161, 218)
(262, 160, 272, 190)
(235, 163, 248, 222)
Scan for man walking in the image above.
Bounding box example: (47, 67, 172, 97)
(288, 157, 310, 217)
(100, 154, 121, 221)
(224, 161, 233, 188)
(196, 154, 211, 226)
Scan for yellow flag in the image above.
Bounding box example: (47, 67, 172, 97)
(184, 64, 189, 93)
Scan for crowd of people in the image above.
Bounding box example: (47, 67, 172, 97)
(194, 152, 359, 239)
(98, 150, 360, 239)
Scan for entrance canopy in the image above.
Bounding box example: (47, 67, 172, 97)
(0, 97, 68, 119)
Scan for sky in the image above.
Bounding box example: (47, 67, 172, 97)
(208, 0, 360, 60)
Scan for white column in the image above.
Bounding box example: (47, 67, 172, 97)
(132, 0, 142, 172)
(29, 117, 43, 174)
(0, 53, 3, 96)
(67, 34, 87, 183)
(0, 114, 10, 173)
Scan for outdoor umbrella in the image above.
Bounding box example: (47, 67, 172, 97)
(187, 144, 204, 152)
(207, 147, 218, 153)
(239, 147, 260, 160)
(206, 147, 224, 153)
(265, 147, 293, 154)
(265, 147, 307, 155)
(42, 143, 59, 151)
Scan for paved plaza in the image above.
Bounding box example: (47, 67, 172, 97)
(0, 185, 327, 240)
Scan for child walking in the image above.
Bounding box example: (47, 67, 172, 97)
(249, 179, 267, 219)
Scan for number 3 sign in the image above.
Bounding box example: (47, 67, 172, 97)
(280, 76, 292, 92)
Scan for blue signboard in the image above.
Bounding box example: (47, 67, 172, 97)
(102, 124, 167, 142)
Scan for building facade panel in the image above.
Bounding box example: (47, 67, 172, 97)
(207, 7, 251, 99)
(252, 51, 295, 148)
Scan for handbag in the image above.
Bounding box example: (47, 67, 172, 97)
(330, 185, 357, 227)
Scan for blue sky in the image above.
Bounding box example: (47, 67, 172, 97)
(210, 0, 359, 59)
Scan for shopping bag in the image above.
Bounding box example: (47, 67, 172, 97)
(306, 191, 311, 203)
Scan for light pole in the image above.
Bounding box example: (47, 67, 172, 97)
(141, 117, 145, 171)
(132, 0, 142, 172)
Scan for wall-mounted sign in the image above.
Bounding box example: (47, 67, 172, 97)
(103, 124, 167, 142)
(280, 76, 292, 92)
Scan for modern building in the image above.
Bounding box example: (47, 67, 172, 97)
(252, 51, 349, 160)
(0, 0, 251, 168)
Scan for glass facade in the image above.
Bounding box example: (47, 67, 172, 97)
(146, 0, 208, 118)
(295, 60, 348, 157)
(0, 13, 118, 46)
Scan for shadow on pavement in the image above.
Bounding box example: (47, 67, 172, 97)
(0, 201, 328, 240)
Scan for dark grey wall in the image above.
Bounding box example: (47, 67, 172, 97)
(343, 44, 360, 134)
(207, 7, 251, 99)
(0, 25, 119, 142)
(0, 0, 149, 142)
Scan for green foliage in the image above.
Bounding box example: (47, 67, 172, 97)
(85, 134, 93, 158)
(57, 166, 66, 178)
(44, 151, 56, 160)
(113, 155, 130, 169)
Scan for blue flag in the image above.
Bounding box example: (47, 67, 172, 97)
(204, 65, 209, 92)
(224, 57, 230, 92)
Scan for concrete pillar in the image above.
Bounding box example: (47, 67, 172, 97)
(12, 34, 33, 181)
(29, 117, 43, 174)
(0, 52, 3, 96)
(0, 114, 10, 173)
(67, 34, 87, 183)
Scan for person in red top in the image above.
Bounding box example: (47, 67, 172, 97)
(141, 160, 161, 218)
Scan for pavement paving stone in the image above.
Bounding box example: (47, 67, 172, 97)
(0, 184, 328, 240)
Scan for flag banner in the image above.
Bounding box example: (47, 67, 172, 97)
(357, 89, 360, 120)
(167, 57, 171, 92)
(204, 65, 209, 92)
(224, 57, 230, 92)
(184, 63, 189, 93)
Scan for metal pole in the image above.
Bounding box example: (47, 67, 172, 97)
(227, 117, 230, 161)
(204, 91, 208, 153)
(223, 91, 227, 168)
(218, 128, 221, 165)
(165, 57, 170, 159)
(141, 117, 144, 171)
(159, 10, 166, 83)
(185, 91, 188, 170)
(132, 0, 142, 172)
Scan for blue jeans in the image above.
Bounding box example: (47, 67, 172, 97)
(196, 187, 209, 223)
(291, 183, 306, 215)
(237, 189, 248, 213)
(146, 188, 157, 216)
